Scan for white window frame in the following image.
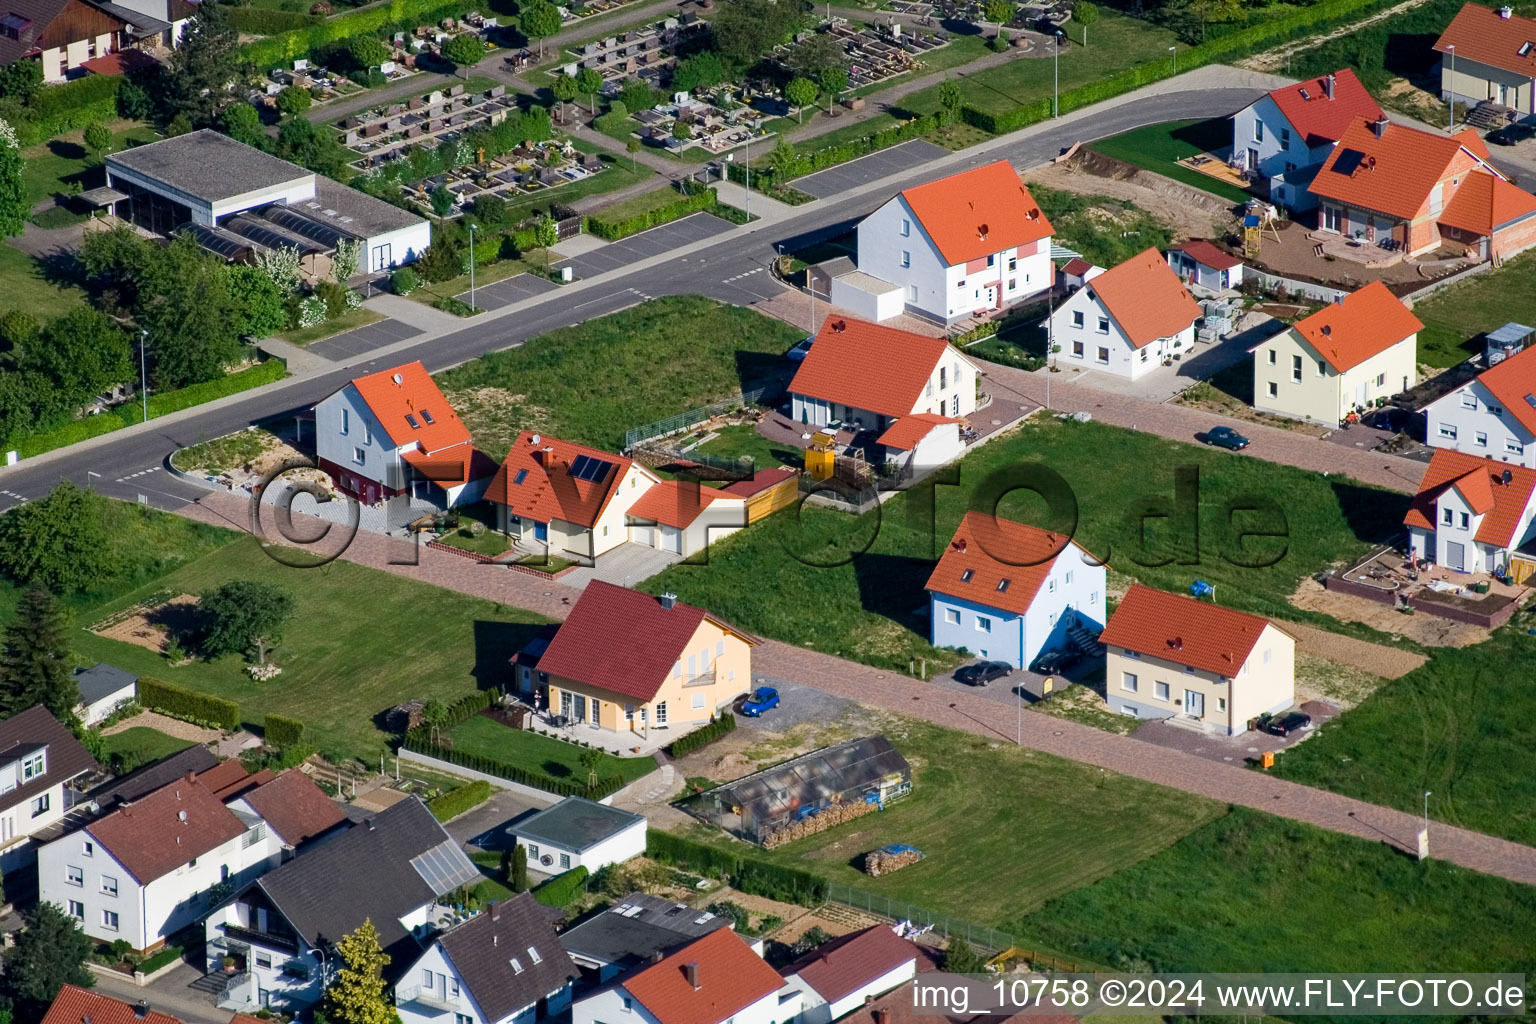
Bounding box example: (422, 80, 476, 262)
(943, 608, 960, 625)
(1121, 672, 1138, 693)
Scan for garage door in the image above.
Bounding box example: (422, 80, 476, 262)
(661, 525, 682, 554)
(630, 525, 655, 547)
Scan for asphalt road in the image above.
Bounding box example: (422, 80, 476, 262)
(0, 86, 1266, 517)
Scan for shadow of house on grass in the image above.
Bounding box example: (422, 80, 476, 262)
(472, 618, 551, 692)
(851, 550, 944, 652)
(1329, 480, 1413, 550)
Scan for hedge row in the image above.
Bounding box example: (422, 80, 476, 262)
(228, 7, 326, 34)
(583, 188, 718, 241)
(427, 779, 492, 821)
(138, 945, 184, 975)
(263, 713, 307, 748)
(533, 865, 589, 908)
(139, 677, 241, 732)
(14, 96, 118, 147)
(646, 832, 829, 906)
(240, 0, 477, 68)
(403, 738, 629, 799)
(667, 714, 735, 757)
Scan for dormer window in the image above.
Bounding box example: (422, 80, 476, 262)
(960, 568, 974, 582)
(22, 750, 45, 780)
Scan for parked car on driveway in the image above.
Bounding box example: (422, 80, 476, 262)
(1264, 710, 1312, 736)
(1202, 425, 1251, 450)
(786, 337, 814, 361)
(741, 687, 780, 716)
(955, 661, 1013, 686)
(1030, 648, 1080, 676)
(1490, 123, 1536, 146)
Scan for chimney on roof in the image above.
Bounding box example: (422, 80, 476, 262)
(184, 771, 196, 784)
(366, 817, 376, 831)
(1500, 4, 1513, 16)
(1168, 636, 1183, 651)
(659, 592, 677, 610)
(490, 901, 501, 921)
(1370, 115, 1389, 138)
(650, 950, 666, 964)
(1323, 72, 1335, 99)
(134, 1001, 149, 1020)
(682, 962, 701, 990)
(832, 319, 847, 333)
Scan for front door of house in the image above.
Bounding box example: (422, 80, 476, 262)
(572, 694, 587, 723)
(1247, 147, 1259, 172)
(534, 521, 548, 542)
(1184, 689, 1205, 719)
(1446, 541, 1466, 571)
(986, 284, 999, 309)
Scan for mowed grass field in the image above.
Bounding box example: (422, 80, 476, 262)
(642, 416, 1411, 672)
(448, 716, 658, 788)
(436, 296, 805, 456)
(1022, 807, 1536, 973)
(1407, 249, 1536, 368)
(677, 718, 1224, 923)
(1087, 118, 1254, 205)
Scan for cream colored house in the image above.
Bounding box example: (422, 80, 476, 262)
(1434, 3, 1536, 116)
(1252, 281, 1422, 426)
(530, 582, 756, 735)
(1100, 585, 1296, 735)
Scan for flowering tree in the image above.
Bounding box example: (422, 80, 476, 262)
(332, 238, 362, 283)
(0, 119, 26, 239)
(255, 245, 303, 294)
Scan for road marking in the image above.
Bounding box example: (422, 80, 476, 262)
(115, 467, 161, 483)
(0, 490, 27, 503)
(722, 267, 765, 283)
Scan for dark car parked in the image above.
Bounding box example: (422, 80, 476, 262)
(1264, 710, 1312, 736)
(1489, 123, 1536, 146)
(1030, 648, 1080, 676)
(955, 661, 1013, 686)
(1202, 425, 1251, 450)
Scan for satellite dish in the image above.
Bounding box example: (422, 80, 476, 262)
(540, 854, 554, 866)
(392, 373, 404, 385)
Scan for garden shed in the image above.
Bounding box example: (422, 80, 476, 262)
(688, 735, 911, 846)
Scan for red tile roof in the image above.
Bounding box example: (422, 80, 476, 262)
(399, 446, 499, 488)
(1100, 585, 1281, 677)
(347, 361, 473, 454)
(1434, 2, 1536, 77)
(1290, 281, 1423, 373)
(239, 769, 347, 847)
(718, 467, 798, 497)
(196, 759, 259, 801)
(924, 512, 1084, 617)
(42, 986, 184, 1024)
(876, 413, 957, 451)
(1471, 343, 1536, 437)
(627, 479, 724, 529)
(1061, 257, 1094, 278)
(1168, 239, 1243, 271)
(1309, 118, 1495, 221)
(898, 160, 1054, 266)
(623, 927, 786, 1024)
(86, 776, 245, 884)
(79, 49, 161, 76)
(1404, 448, 1536, 546)
(1437, 170, 1536, 235)
(789, 317, 966, 419)
(1085, 248, 1201, 348)
(483, 432, 638, 530)
(1265, 69, 1383, 147)
(536, 582, 756, 702)
(781, 926, 917, 1003)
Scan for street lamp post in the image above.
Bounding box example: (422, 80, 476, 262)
(1169, 45, 1177, 74)
(1053, 31, 1062, 118)
(1446, 46, 1456, 129)
(743, 132, 751, 223)
(138, 329, 148, 423)
(468, 222, 478, 309)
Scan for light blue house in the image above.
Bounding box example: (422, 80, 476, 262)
(925, 512, 1107, 669)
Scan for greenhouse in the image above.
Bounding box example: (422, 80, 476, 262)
(688, 735, 911, 846)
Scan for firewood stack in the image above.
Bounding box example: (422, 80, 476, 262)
(760, 799, 877, 849)
(864, 846, 921, 876)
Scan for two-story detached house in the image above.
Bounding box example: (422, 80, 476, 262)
(1423, 342, 1536, 466)
(571, 927, 797, 1024)
(1308, 116, 1536, 259)
(925, 512, 1105, 670)
(1100, 585, 1297, 734)
(397, 892, 578, 1024)
(315, 361, 487, 507)
(1251, 280, 1422, 425)
(1230, 70, 1384, 210)
(1434, 3, 1536, 119)
(778, 927, 918, 1024)
(1406, 448, 1536, 575)
(0, 707, 97, 873)
(853, 160, 1054, 324)
(528, 581, 755, 736)
(1047, 248, 1201, 381)
(788, 317, 979, 430)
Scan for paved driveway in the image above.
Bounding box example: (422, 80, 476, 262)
(308, 317, 424, 361)
(458, 272, 560, 312)
(796, 140, 951, 198)
(1130, 699, 1341, 765)
(559, 541, 683, 589)
(554, 214, 737, 280)
(730, 676, 852, 731)
(447, 788, 555, 849)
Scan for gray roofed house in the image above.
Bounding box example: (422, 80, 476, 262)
(72, 664, 138, 727)
(511, 797, 647, 876)
(106, 130, 313, 206)
(85, 746, 218, 810)
(559, 892, 732, 979)
(0, 707, 100, 872)
(397, 892, 578, 1024)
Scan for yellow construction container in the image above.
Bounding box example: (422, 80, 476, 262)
(805, 432, 837, 480)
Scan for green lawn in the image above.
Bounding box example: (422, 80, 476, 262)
(102, 726, 195, 767)
(0, 241, 88, 320)
(1272, 630, 1536, 848)
(20, 122, 159, 206)
(586, 182, 689, 222)
(435, 295, 804, 455)
(1025, 183, 1176, 271)
(60, 536, 554, 762)
(1022, 807, 1536, 973)
(1087, 118, 1254, 205)
(641, 416, 1411, 673)
(677, 717, 1223, 924)
(275, 307, 384, 346)
(433, 503, 516, 557)
(1404, 249, 1536, 368)
(446, 715, 657, 787)
(694, 425, 802, 470)
(499, 140, 655, 222)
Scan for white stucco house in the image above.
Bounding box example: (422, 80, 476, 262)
(1230, 69, 1384, 210)
(397, 892, 577, 1024)
(1406, 448, 1536, 575)
(1166, 241, 1245, 293)
(779, 927, 918, 1024)
(1423, 340, 1536, 466)
(1251, 281, 1421, 426)
(571, 928, 797, 1024)
(925, 511, 1106, 670)
(1100, 585, 1297, 735)
(853, 160, 1054, 324)
(0, 707, 97, 873)
(510, 797, 646, 877)
(788, 317, 979, 431)
(1046, 247, 1201, 381)
(875, 413, 963, 476)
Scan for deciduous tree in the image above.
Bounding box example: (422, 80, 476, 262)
(710, 0, 799, 71)
(0, 587, 78, 728)
(784, 77, 817, 123)
(787, 33, 843, 79)
(22, 308, 132, 407)
(771, 134, 798, 183)
(228, 265, 290, 338)
(441, 33, 485, 78)
(138, 233, 246, 388)
(0, 119, 26, 239)
(276, 85, 313, 116)
(0, 482, 112, 594)
(575, 67, 603, 113)
(984, 0, 1015, 23)
(0, 61, 43, 104)
(1071, 0, 1096, 46)
(551, 73, 578, 122)
(345, 34, 391, 71)
(519, 1, 561, 57)
(320, 919, 394, 1024)
(221, 103, 267, 148)
(83, 121, 112, 162)
(198, 579, 295, 662)
(938, 79, 963, 123)
(818, 66, 847, 112)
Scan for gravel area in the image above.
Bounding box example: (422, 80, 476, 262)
(1278, 618, 1427, 679)
(101, 710, 219, 744)
(731, 676, 852, 732)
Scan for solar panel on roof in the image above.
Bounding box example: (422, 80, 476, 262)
(409, 839, 480, 895)
(569, 454, 614, 482)
(1333, 148, 1366, 176)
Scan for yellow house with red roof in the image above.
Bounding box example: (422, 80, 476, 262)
(1434, 3, 1536, 118)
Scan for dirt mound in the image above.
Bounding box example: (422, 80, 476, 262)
(1065, 149, 1238, 217)
(710, 752, 753, 780)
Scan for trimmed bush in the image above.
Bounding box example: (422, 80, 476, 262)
(263, 713, 306, 748)
(138, 676, 241, 731)
(241, 0, 478, 68)
(427, 779, 492, 821)
(584, 188, 718, 241)
(667, 714, 736, 757)
(405, 740, 629, 798)
(138, 945, 183, 975)
(228, 8, 326, 33)
(731, 113, 947, 187)
(645, 832, 828, 906)
(532, 864, 589, 907)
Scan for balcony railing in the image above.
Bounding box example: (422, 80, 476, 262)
(681, 670, 718, 688)
(395, 985, 457, 1014)
(220, 924, 300, 955)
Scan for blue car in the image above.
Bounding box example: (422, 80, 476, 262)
(741, 687, 780, 716)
